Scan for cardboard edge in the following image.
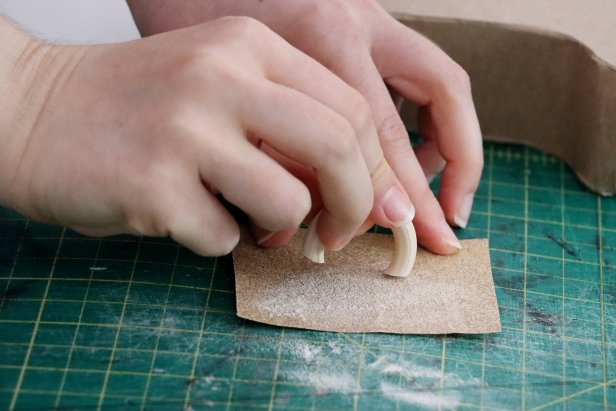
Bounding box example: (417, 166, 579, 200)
(389, 13, 616, 71)
(389, 14, 616, 196)
(486, 135, 614, 197)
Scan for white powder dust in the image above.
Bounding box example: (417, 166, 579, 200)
(285, 369, 360, 395)
(365, 355, 477, 409)
(327, 341, 342, 355)
(279, 339, 359, 395)
(381, 382, 461, 409)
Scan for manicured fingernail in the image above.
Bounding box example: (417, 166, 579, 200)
(426, 174, 436, 184)
(382, 185, 415, 226)
(454, 193, 474, 229)
(332, 233, 355, 252)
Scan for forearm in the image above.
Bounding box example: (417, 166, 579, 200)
(126, 0, 301, 36)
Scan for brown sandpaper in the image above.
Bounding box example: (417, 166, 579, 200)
(378, 0, 616, 196)
(233, 229, 500, 334)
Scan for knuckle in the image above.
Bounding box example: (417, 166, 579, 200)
(172, 46, 211, 73)
(219, 16, 270, 41)
(310, 1, 345, 22)
(347, 92, 374, 136)
(344, 193, 373, 228)
(251, 187, 310, 232)
(124, 189, 171, 238)
(466, 151, 485, 177)
(324, 117, 359, 163)
(309, 1, 364, 41)
(450, 62, 472, 87)
(454, 142, 484, 176)
(209, 226, 240, 256)
(412, 181, 439, 211)
(378, 112, 408, 146)
(356, 195, 374, 222)
(283, 187, 312, 227)
(177, 47, 237, 85)
(436, 59, 472, 96)
(191, 17, 272, 75)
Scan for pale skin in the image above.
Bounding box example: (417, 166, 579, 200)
(128, 0, 484, 253)
(0, 0, 482, 257)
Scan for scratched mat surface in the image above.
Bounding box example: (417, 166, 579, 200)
(0, 142, 615, 411)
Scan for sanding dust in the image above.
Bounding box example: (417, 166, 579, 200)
(286, 369, 360, 395)
(278, 338, 359, 395)
(327, 341, 342, 354)
(371, 355, 477, 408)
(365, 355, 477, 408)
(380, 382, 460, 408)
(233, 228, 500, 334)
(274, 343, 473, 408)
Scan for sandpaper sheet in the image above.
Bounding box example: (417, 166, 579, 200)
(233, 229, 500, 334)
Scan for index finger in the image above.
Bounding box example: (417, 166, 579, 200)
(373, 20, 484, 228)
(261, 30, 413, 246)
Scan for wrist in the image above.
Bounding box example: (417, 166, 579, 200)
(0, 17, 80, 214)
(0, 18, 34, 211)
(0, 18, 32, 137)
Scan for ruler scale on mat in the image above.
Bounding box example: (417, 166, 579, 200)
(0, 141, 615, 410)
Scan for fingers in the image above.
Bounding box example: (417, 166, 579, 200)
(236, 81, 374, 250)
(373, 21, 484, 229)
(415, 106, 446, 183)
(265, 47, 384, 172)
(199, 125, 312, 234)
(250, 221, 298, 249)
(332, 54, 462, 254)
(163, 177, 240, 257)
(252, 144, 377, 249)
(258, 142, 324, 224)
(268, 47, 415, 233)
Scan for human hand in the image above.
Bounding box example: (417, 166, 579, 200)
(0, 16, 411, 256)
(129, 0, 483, 254)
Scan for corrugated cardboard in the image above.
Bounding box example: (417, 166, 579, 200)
(379, 0, 616, 195)
(233, 228, 500, 334)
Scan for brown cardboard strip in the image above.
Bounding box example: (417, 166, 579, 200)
(377, 0, 616, 196)
(233, 229, 500, 334)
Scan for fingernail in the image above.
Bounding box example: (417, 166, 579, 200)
(454, 193, 474, 229)
(440, 219, 463, 251)
(446, 238, 463, 250)
(253, 226, 275, 245)
(332, 233, 355, 252)
(382, 185, 415, 227)
(426, 174, 436, 184)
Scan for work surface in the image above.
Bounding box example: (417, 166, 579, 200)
(1, 141, 615, 410)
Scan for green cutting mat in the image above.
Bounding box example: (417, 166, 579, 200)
(0, 141, 615, 410)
